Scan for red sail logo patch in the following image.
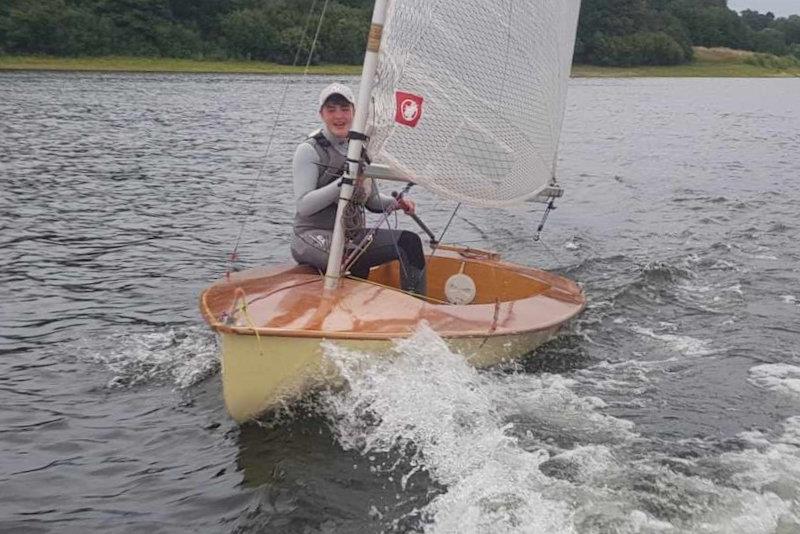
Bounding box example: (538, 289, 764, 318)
(395, 91, 423, 127)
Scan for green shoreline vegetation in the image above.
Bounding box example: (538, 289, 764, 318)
(2, 1, 799, 77)
(0, 55, 365, 75)
(2, 48, 799, 77)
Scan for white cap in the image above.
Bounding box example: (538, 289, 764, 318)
(318, 82, 355, 108)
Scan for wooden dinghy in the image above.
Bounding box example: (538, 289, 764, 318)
(200, 0, 585, 421)
(201, 246, 584, 422)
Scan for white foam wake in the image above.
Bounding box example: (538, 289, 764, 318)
(631, 325, 715, 357)
(748, 364, 800, 400)
(89, 327, 219, 389)
(715, 418, 800, 530)
(318, 325, 799, 533)
(319, 325, 631, 533)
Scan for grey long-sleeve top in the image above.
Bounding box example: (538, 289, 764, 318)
(292, 126, 394, 218)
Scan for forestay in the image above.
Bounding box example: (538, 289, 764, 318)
(367, 0, 581, 207)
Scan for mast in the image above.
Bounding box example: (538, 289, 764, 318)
(323, 0, 389, 291)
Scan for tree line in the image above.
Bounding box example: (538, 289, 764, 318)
(577, 0, 800, 65)
(1, 0, 799, 66)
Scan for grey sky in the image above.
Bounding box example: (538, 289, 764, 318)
(727, 0, 799, 17)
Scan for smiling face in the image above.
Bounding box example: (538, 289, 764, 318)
(320, 95, 354, 139)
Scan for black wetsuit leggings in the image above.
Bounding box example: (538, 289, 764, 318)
(349, 228, 426, 294)
(292, 227, 427, 295)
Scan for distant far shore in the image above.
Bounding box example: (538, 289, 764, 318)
(0, 56, 363, 75)
(1, 49, 799, 78)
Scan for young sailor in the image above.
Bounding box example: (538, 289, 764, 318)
(290, 83, 426, 295)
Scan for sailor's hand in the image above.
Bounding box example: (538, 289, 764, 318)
(395, 197, 416, 215)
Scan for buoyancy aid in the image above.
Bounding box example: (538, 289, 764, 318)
(292, 130, 367, 236)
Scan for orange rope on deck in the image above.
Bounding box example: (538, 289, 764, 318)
(234, 287, 266, 356)
(344, 274, 447, 305)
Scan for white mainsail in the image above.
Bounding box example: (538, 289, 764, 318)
(368, 0, 581, 207)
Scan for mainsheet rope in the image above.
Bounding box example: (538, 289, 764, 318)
(438, 205, 567, 267)
(342, 181, 413, 275)
(225, 0, 332, 279)
(428, 202, 461, 259)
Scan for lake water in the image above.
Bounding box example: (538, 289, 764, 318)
(1, 72, 799, 533)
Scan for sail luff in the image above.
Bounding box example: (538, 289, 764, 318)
(551, 1, 583, 181)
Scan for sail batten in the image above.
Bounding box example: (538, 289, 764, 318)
(368, 0, 581, 207)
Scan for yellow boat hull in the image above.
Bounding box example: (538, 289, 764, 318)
(220, 326, 560, 423)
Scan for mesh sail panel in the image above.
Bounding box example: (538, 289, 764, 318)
(368, 0, 581, 207)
